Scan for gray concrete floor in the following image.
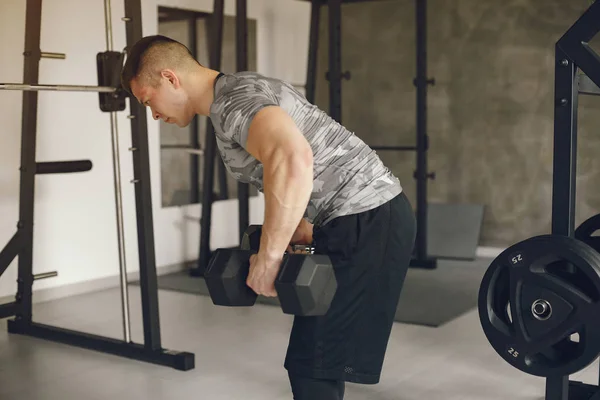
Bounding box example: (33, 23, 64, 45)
(0, 282, 598, 399)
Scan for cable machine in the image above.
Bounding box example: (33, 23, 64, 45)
(0, 0, 194, 371)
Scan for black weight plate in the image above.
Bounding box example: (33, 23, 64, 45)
(478, 234, 600, 377)
(575, 214, 600, 254)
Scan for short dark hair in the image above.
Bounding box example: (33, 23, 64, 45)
(120, 35, 197, 95)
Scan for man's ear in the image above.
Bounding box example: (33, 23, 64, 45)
(161, 69, 180, 88)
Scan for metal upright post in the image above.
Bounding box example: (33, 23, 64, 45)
(15, 0, 43, 324)
(414, 0, 428, 263)
(544, 46, 576, 400)
(328, 0, 342, 123)
(236, 0, 250, 241)
(410, 0, 436, 269)
(103, 0, 131, 344)
(188, 17, 200, 204)
(551, 48, 578, 240)
(192, 0, 225, 276)
(305, 0, 321, 105)
(123, 0, 162, 351)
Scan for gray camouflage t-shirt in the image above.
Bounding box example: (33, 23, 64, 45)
(209, 71, 403, 227)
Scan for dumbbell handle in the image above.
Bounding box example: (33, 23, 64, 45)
(288, 244, 315, 254)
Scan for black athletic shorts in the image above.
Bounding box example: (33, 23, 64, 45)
(284, 192, 416, 385)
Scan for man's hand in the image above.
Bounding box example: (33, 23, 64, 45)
(247, 252, 282, 297)
(290, 218, 314, 245)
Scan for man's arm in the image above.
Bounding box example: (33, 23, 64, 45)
(245, 105, 313, 261)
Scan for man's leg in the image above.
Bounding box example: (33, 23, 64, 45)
(284, 192, 416, 394)
(288, 372, 345, 400)
(344, 192, 416, 382)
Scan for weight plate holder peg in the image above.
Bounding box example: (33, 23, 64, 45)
(575, 213, 600, 254)
(478, 234, 600, 377)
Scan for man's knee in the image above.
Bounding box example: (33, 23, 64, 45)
(288, 372, 345, 400)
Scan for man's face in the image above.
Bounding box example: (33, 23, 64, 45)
(130, 70, 194, 128)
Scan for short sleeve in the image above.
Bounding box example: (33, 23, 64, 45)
(210, 79, 279, 148)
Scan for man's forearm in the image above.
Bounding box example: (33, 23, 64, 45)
(259, 151, 313, 261)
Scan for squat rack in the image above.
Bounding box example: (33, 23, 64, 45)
(192, 0, 438, 275)
(308, 0, 437, 270)
(0, 0, 194, 370)
(547, 1, 600, 399)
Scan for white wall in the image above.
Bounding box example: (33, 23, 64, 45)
(0, 0, 310, 299)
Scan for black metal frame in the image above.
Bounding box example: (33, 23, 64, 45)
(191, 0, 252, 276)
(191, 0, 225, 277)
(236, 0, 251, 243)
(191, 0, 439, 273)
(0, 0, 194, 371)
(158, 5, 230, 206)
(306, 0, 437, 268)
(188, 15, 201, 205)
(547, 1, 600, 399)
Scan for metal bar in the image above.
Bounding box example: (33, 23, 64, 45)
(212, 8, 228, 201)
(581, 44, 600, 91)
(236, 0, 250, 242)
(0, 83, 116, 92)
(192, 0, 225, 277)
(189, 17, 200, 204)
(161, 145, 204, 155)
(328, 0, 343, 123)
(412, 0, 434, 268)
(40, 52, 66, 59)
(0, 232, 21, 278)
(305, 0, 321, 104)
(579, 73, 600, 96)
(556, 0, 600, 88)
(104, 0, 114, 51)
(546, 375, 569, 400)
(16, 0, 43, 324)
(558, 43, 600, 92)
(7, 320, 194, 371)
(551, 47, 578, 238)
(124, 0, 162, 351)
(371, 145, 418, 151)
(0, 302, 19, 319)
(545, 44, 578, 400)
(35, 160, 92, 174)
(33, 271, 57, 280)
(105, 0, 131, 345)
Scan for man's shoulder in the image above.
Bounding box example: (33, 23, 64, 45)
(216, 71, 271, 91)
(215, 71, 298, 99)
(210, 72, 287, 143)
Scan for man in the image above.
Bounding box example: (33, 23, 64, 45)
(121, 35, 416, 400)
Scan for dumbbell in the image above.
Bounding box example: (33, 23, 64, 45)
(204, 225, 337, 316)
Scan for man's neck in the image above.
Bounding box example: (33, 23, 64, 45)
(189, 68, 222, 116)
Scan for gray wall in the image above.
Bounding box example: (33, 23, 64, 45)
(313, 0, 600, 247)
(158, 15, 258, 207)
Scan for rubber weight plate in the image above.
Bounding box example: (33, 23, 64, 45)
(478, 234, 600, 377)
(575, 214, 600, 254)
